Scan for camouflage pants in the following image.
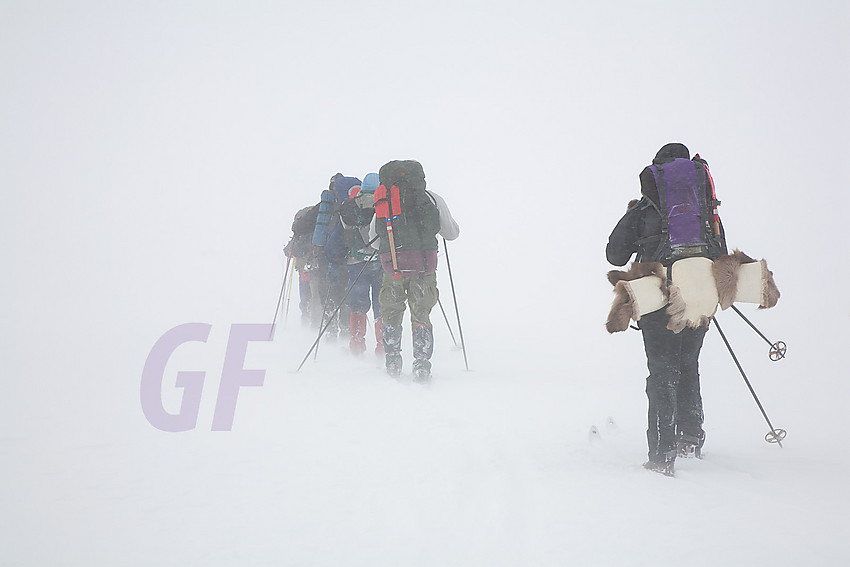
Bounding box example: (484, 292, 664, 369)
(378, 272, 439, 328)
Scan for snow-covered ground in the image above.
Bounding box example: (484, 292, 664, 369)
(2, 2, 848, 566)
(3, 300, 848, 565)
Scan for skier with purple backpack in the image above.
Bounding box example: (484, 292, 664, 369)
(606, 142, 727, 476)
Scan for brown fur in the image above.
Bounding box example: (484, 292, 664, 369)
(759, 259, 781, 309)
(605, 262, 668, 333)
(664, 285, 688, 333)
(665, 284, 713, 333)
(606, 282, 633, 333)
(712, 249, 756, 310)
(712, 250, 780, 310)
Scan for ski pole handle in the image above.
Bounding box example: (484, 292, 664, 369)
(386, 217, 402, 279)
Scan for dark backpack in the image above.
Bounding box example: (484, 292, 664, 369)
(645, 158, 726, 263)
(374, 160, 440, 253)
(291, 204, 319, 236)
(339, 188, 376, 228)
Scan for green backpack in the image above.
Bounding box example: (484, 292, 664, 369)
(375, 160, 440, 253)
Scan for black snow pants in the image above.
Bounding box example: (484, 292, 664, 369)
(639, 309, 708, 462)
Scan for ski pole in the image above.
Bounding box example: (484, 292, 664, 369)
(386, 216, 402, 279)
(297, 249, 378, 372)
(443, 237, 468, 371)
(712, 316, 786, 447)
(313, 265, 335, 361)
(270, 253, 293, 339)
(730, 305, 787, 361)
(436, 296, 459, 348)
(283, 256, 297, 327)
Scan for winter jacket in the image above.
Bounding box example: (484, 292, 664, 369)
(324, 176, 362, 264)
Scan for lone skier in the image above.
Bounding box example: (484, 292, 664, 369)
(606, 143, 726, 476)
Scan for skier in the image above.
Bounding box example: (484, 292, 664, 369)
(606, 143, 726, 476)
(284, 203, 320, 326)
(312, 173, 361, 340)
(309, 173, 341, 330)
(340, 172, 384, 356)
(371, 160, 460, 381)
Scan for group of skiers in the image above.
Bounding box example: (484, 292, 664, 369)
(283, 160, 460, 383)
(281, 146, 780, 476)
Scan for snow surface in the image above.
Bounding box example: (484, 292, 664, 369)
(2, 1, 849, 566)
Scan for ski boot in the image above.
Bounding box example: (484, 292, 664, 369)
(676, 432, 705, 459)
(374, 317, 385, 357)
(676, 443, 702, 459)
(349, 312, 367, 356)
(321, 306, 339, 341)
(643, 450, 676, 477)
(412, 324, 433, 384)
(383, 323, 402, 377)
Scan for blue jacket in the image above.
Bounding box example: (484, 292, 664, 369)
(324, 176, 361, 262)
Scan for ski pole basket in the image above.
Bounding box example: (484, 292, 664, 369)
(765, 429, 787, 444)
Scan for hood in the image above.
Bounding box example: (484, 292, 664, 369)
(653, 143, 690, 164)
(333, 176, 362, 202)
(361, 172, 380, 193)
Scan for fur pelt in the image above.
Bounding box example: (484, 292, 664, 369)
(605, 253, 781, 335)
(759, 262, 781, 309)
(665, 284, 688, 334)
(666, 257, 718, 333)
(606, 262, 667, 333)
(713, 249, 756, 310)
(606, 283, 634, 333)
(712, 249, 781, 310)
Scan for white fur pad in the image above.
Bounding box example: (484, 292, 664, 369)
(626, 275, 667, 320)
(670, 257, 719, 326)
(734, 260, 765, 305)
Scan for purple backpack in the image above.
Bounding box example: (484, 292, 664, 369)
(647, 158, 723, 262)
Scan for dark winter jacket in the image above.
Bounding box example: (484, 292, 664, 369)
(324, 176, 362, 263)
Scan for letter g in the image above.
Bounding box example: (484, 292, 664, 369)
(140, 323, 211, 432)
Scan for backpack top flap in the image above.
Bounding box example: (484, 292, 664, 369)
(292, 204, 319, 235)
(379, 160, 426, 193)
(333, 176, 362, 203)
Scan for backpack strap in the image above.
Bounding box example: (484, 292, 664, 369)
(412, 190, 440, 277)
(649, 165, 670, 263)
(374, 184, 401, 219)
(696, 162, 713, 250)
(375, 185, 403, 278)
(695, 160, 727, 257)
